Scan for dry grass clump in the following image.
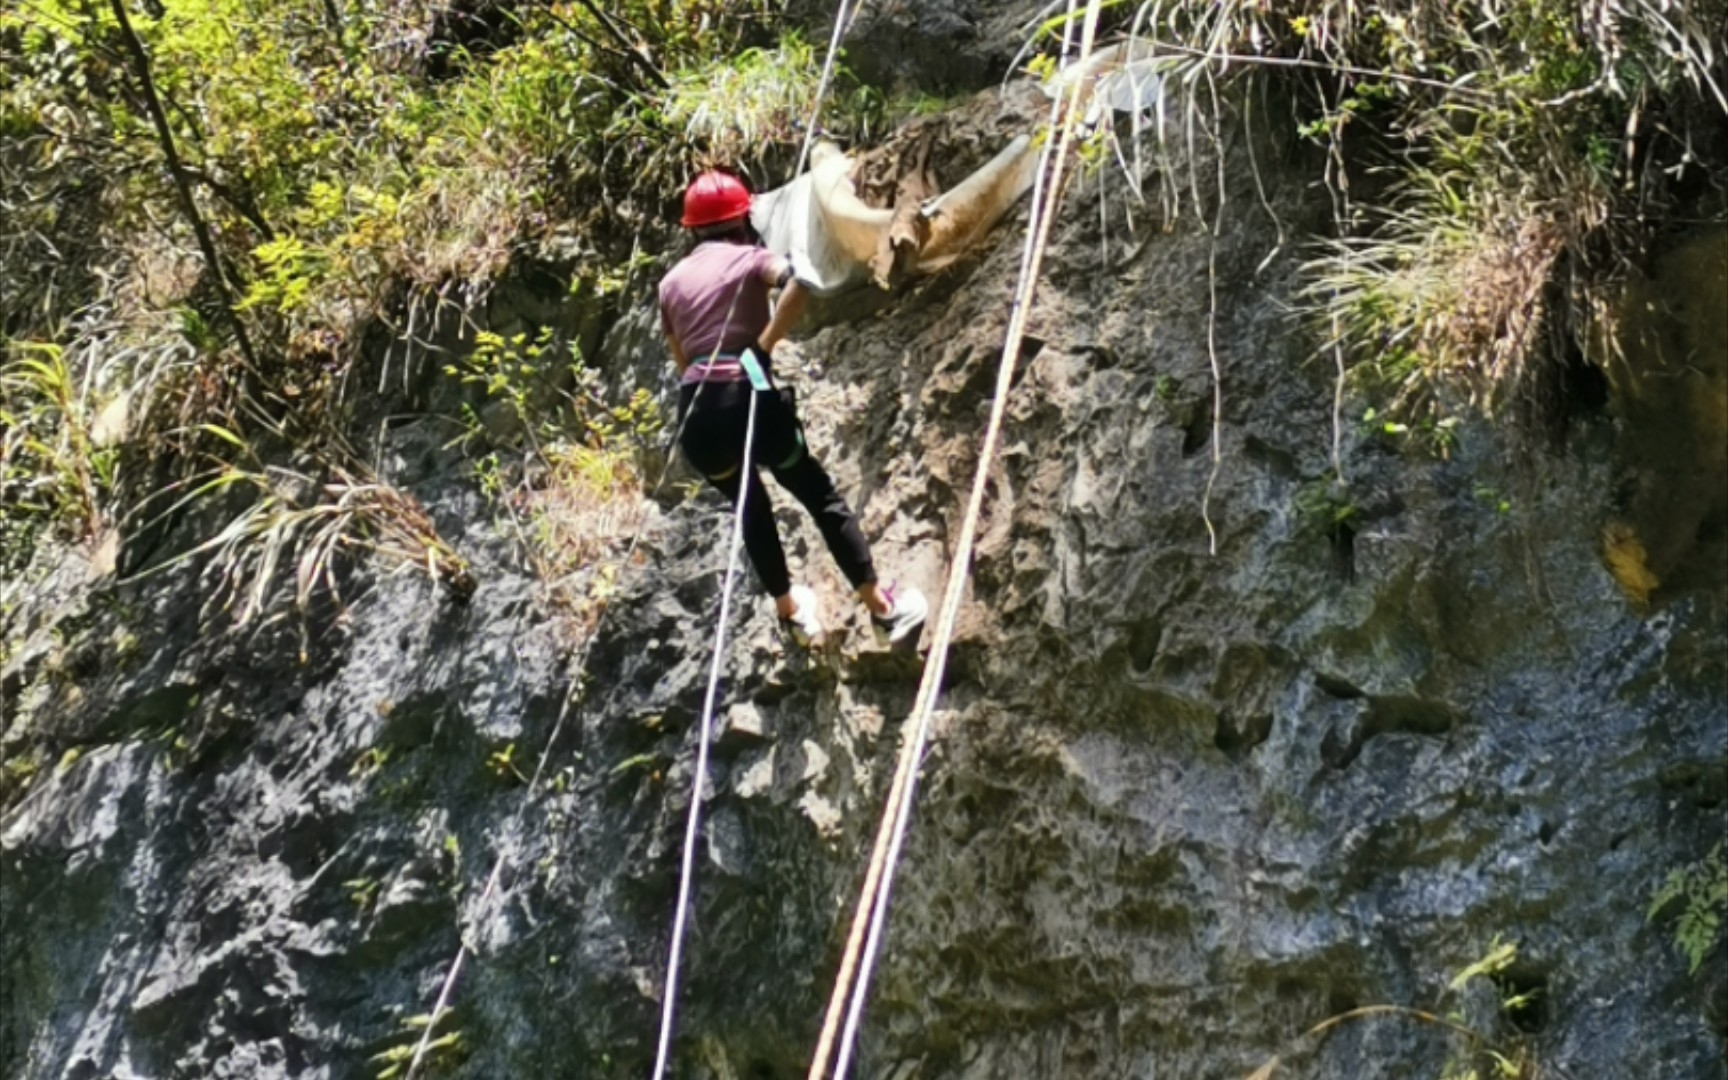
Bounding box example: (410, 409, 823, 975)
(1601, 519, 1659, 607)
(446, 328, 664, 638)
(1037, 0, 1728, 430)
(150, 457, 473, 637)
(1302, 188, 1578, 418)
(660, 35, 823, 166)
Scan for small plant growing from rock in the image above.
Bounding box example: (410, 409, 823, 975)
(443, 326, 661, 640)
(1244, 937, 1540, 1079)
(352, 746, 392, 778)
(0, 750, 43, 807)
(1648, 842, 1727, 976)
(485, 742, 528, 785)
(369, 1010, 465, 1080)
(345, 876, 380, 915)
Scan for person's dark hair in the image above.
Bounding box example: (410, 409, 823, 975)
(691, 218, 758, 245)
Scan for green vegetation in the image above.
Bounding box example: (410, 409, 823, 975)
(345, 874, 381, 914)
(1436, 937, 1539, 1080)
(1648, 842, 1726, 975)
(0, 343, 114, 546)
(369, 1010, 465, 1079)
(351, 745, 392, 778)
(1036, 0, 1727, 435)
(1292, 478, 1360, 537)
(1, 0, 875, 632)
(0, 749, 45, 807)
(1248, 937, 1540, 1079)
(484, 742, 528, 785)
(444, 324, 664, 633)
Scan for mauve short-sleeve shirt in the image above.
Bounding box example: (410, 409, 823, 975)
(658, 242, 780, 360)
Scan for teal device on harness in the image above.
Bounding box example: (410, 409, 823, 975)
(738, 347, 773, 391)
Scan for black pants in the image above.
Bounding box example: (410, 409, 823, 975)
(679, 380, 876, 598)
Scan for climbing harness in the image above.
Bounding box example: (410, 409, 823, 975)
(805, 0, 1106, 1075)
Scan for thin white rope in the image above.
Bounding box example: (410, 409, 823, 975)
(641, 0, 860, 1066)
(650, 381, 760, 1080)
(798, 3, 1075, 1067)
(822, 2, 1106, 1075)
(793, 0, 856, 180)
(401, 276, 754, 1080)
(399, 381, 708, 1080)
(406, 2, 857, 1068)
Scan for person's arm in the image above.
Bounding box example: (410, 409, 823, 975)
(757, 253, 806, 356)
(661, 303, 690, 373)
(668, 329, 690, 374)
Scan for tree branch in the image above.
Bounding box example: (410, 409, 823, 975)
(561, 0, 669, 89)
(108, 0, 261, 371)
(179, 165, 276, 241)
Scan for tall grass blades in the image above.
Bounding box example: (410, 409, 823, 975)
(143, 451, 471, 651)
(1029, 0, 1728, 430)
(662, 35, 822, 165)
(0, 341, 111, 565)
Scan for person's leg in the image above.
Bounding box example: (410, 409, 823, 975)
(682, 383, 800, 616)
(708, 466, 796, 614)
(769, 452, 896, 615)
(751, 391, 892, 617)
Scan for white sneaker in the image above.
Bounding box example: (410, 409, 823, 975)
(779, 584, 823, 648)
(870, 582, 928, 647)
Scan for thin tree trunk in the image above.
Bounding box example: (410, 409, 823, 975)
(107, 0, 261, 371)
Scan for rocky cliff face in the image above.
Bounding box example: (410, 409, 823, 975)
(4, 21, 1725, 1080)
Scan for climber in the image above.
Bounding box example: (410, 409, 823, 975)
(659, 170, 928, 648)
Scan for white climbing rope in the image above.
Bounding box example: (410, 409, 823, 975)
(405, 2, 862, 1072)
(806, 0, 1105, 1075)
(401, 273, 754, 1080)
(793, 0, 861, 180)
(399, 376, 712, 1080)
(648, 2, 862, 1073)
(650, 379, 761, 1080)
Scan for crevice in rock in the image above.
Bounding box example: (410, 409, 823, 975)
(1322, 694, 1465, 771)
(1362, 695, 1464, 739)
(1213, 711, 1272, 763)
(1314, 672, 1365, 700)
(1320, 721, 1363, 770)
(1495, 966, 1549, 1034)
(1243, 435, 1299, 479)
(1330, 516, 1357, 582)
(1125, 617, 1162, 675)
(1180, 404, 1211, 458)
(1012, 334, 1047, 391)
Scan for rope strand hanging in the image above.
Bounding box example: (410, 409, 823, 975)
(650, 384, 761, 1080)
(805, 0, 1107, 1074)
(400, 235, 762, 1080)
(650, 0, 862, 1071)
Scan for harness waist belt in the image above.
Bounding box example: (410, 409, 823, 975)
(681, 354, 748, 386)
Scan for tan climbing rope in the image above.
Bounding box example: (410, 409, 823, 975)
(805, 0, 1108, 1075)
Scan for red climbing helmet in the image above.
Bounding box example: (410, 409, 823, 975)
(680, 170, 752, 228)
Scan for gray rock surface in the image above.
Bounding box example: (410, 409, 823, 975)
(4, 46, 1725, 1080)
